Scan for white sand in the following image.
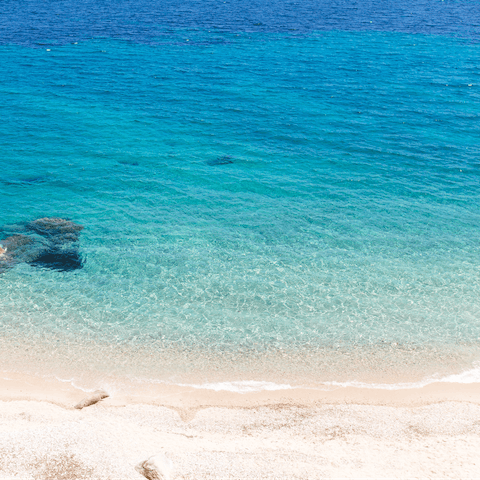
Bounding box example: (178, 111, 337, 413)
(1, 394, 480, 479)
(1, 372, 480, 479)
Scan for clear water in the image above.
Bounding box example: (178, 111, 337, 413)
(1, 0, 480, 390)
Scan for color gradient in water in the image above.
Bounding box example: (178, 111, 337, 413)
(1, 0, 480, 389)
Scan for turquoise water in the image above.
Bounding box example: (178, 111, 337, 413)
(1, 27, 480, 388)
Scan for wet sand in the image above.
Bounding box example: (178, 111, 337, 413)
(2, 371, 480, 409)
(1, 373, 480, 479)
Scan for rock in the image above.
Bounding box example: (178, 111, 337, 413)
(0, 232, 84, 273)
(136, 453, 174, 480)
(74, 390, 109, 410)
(207, 155, 234, 166)
(0, 235, 36, 273)
(28, 245, 84, 272)
(27, 217, 84, 242)
(0, 235, 38, 264)
(2, 234, 34, 251)
(0, 218, 85, 275)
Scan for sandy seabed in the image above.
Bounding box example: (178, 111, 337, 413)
(1, 374, 480, 479)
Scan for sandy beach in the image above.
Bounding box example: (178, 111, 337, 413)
(1, 374, 480, 479)
(2, 0, 479, 477)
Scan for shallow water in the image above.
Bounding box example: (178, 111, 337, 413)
(1, 0, 480, 391)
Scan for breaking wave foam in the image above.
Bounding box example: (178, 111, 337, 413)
(322, 365, 480, 390)
(32, 365, 480, 395)
(176, 366, 480, 393)
(178, 380, 294, 393)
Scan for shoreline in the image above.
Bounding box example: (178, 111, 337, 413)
(2, 370, 480, 411)
(2, 371, 480, 478)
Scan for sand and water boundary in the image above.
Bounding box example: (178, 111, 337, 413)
(1, 372, 480, 479)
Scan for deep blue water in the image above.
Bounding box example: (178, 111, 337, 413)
(1, 0, 480, 45)
(1, 0, 480, 387)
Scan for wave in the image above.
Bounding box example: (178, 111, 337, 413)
(176, 366, 480, 393)
(320, 365, 480, 391)
(177, 380, 294, 393)
(40, 365, 480, 395)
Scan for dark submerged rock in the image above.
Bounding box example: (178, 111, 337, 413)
(207, 155, 234, 166)
(118, 159, 140, 166)
(1, 235, 37, 262)
(0, 235, 42, 273)
(1, 218, 85, 273)
(28, 245, 84, 272)
(26, 217, 84, 243)
(2, 234, 34, 249)
(2, 176, 48, 186)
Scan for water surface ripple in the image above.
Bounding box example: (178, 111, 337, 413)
(1, 1, 480, 388)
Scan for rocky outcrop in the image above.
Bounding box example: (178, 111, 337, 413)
(26, 217, 84, 243)
(28, 245, 84, 272)
(74, 390, 109, 410)
(0, 235, 39, 265)
(0, 218, 85, 273)
(207, 155, 234, 166)
(136, 453, 174, 480)
(2, 234, 35, 252)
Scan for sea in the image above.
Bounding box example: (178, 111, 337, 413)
(1, 0, 479, 393)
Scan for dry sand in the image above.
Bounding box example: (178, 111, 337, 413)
(1, 373, 480, 479)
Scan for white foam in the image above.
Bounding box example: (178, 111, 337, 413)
(322, 365, 480, 390)
(54, 375, 120, 397)
(178, 380, 294, 393)
(436, 366, 480, 384)
(176, 365, 480, 393)
(54, 365, 480, 394)
(53, 376, 97, 392)
(9, 363, 480, 396)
